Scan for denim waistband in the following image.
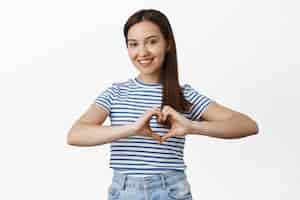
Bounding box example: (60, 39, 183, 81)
(112, 170, 187, 191)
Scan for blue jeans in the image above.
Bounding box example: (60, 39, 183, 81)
(108, 170, 193, 200)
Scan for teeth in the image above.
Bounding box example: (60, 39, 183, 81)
(139, 59, 153, 64)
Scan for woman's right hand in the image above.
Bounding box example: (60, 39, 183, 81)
(131, 106, 162, 143)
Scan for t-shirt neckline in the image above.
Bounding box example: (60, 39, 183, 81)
(132, 77, 163, 88)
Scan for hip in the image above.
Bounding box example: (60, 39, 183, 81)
(108, 170, 193, 200)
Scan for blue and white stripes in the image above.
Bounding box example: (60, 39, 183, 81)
(94, 77, 213, 176)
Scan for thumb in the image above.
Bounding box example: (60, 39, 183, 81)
(161, 129, 176, 143)
(144, 126, 161, 143)
(151, 132, 162, 143)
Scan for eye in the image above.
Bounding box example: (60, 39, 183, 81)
(150, 39, 157, 44)
(128, 42, 137, 47)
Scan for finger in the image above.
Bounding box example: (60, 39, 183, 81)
(151, 132, 162, 143)
(161, 106, 181, 125)
(144, 126, 161, 142)
(141, 108, 161, 124)
(163, 113, 172, 128)
(161, 106, 173, 123)
(154, 112, 164, 123)
(161, 129, 176, 143)
(143, 128, 153, 136)
(151, 108, 164, 123)
(151, 106, 163, 116)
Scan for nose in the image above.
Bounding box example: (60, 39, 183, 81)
(138, 44, 150, 57)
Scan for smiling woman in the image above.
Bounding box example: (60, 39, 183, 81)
(126, 21, 168, 80)
(67, 8, 258, 200)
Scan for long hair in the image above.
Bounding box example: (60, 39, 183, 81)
(123, 9, 192, 113)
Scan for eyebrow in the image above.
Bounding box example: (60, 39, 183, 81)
(127, 35, 159, 42)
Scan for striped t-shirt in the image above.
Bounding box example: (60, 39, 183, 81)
(94, 77, 213, 176)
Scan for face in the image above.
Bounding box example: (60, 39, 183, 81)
(127, 20, 169, 81)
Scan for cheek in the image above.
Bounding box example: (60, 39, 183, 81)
(128, 50, 137, 61)
(152, 45, 167, 58)
(154, 49, 167, 62)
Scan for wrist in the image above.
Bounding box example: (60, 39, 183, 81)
(126, 123, 138, 136)
(187, 120, 205, 135)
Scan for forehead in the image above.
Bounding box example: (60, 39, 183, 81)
(127, 20, 163, 40)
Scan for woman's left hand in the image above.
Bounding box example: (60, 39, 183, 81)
(156, 105, 192, 144)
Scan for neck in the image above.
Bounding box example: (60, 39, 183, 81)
(137, 74, 161, 84)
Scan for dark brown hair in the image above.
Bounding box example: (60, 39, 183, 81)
(123, 9, 192, 113)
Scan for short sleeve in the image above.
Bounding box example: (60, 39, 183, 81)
(94, 83, 119, 115)
(183, 84, 214, 121)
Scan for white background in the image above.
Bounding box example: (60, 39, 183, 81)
(0, 0, 299, 199)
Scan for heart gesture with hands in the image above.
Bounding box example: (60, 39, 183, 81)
(132, 105, 192, 144)
(131, 106, 163, 143)
(159, 105, 192, 143)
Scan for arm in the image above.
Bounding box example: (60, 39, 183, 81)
(67, 103, 136, 146)
(187, 102, 259, 139)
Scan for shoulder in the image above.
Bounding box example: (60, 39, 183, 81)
(180, 83, 201, 96)
(180, 83, 212, 102)
(181, 83, 192, 92)
(105, 78, 131, 92)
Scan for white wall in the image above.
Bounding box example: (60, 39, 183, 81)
(0, 0, 299, 199)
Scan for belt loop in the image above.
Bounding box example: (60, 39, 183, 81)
(160, 174, 166, 189)
(120, 174, 127, 191)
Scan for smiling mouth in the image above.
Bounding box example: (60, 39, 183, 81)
(138, 58, 153, 65)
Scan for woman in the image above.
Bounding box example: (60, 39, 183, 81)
(67, 9, 259, 200)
